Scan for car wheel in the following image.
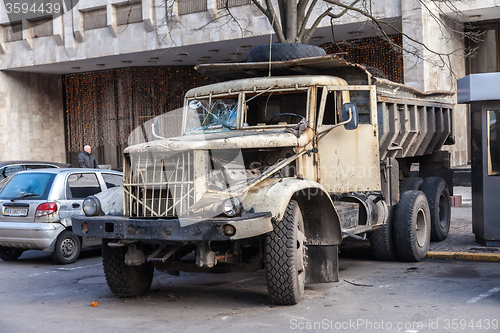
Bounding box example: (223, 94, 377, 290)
(102, 240, 154, 297)
(51, 230, 81, 264)
(0, 246, 23, 261)
(265, 200, 307, 305)
(420, 177, 451, 241)
(393, 190, 431, 262)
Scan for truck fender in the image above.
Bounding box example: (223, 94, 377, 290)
(243, 178, 342, 246)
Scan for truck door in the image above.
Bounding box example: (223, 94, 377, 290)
(315, 86, 381, 194)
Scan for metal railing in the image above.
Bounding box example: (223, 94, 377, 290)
(5, 23, 22, 42)
(177, 0, 207, 15)
(217, 0, 251, 9)
(31, 17, 53, 37)
(124, 151, 195, 218)
(117, 2, 143, 26)
(83, 8, 107, 30)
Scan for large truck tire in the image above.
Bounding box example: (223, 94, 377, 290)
(420, 177, 451, 241)
(102, 241, 154, 297)
(399, 177, 424, 195)
(248, 43, 326, 62)
(265, 200, 307, 305)
(0, 246, 23, 261)
(393, 190, 431, 262)
(368, 208, 397, 261)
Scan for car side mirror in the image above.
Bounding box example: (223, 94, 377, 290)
(341, 102, 359, 130)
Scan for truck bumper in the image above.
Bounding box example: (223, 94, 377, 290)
(72, 212, 273, 242)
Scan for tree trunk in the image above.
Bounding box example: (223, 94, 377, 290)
(285, 0, 298, 43)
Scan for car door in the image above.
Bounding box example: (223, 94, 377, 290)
(60, 172, 104, 247)
(61, 172, 103, 219)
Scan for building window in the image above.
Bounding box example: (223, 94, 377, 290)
(467, 22, 500, 74)
(83, 7, 107, 30)
(5, 22, 22, 42)
(488, 110, 500, 176)
(177, 0, 207, 15)
(30, 17, 53, 38)
(116, 1, 143, 26)
(216, 0, 250, 9)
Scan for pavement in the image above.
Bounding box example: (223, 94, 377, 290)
(427, 187, 500, 262)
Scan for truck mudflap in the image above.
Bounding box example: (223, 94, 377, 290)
(72, 212, 273, 242)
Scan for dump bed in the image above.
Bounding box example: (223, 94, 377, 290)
(196, 55, 455, 160)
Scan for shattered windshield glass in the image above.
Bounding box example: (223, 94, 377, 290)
(186, 97, 238, 132)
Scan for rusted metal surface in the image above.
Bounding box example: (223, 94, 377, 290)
(195, 55, 370, 83)
(377, 102, 453, 160)
(125, 130, 310, 153)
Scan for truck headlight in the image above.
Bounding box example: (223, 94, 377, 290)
(83, 196, 101, 216)
(222, 197, 242, 217)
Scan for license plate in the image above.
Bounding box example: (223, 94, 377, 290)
(3, 207, 28, 217)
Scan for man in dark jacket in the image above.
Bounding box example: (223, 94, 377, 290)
(78, 145, 98, 168)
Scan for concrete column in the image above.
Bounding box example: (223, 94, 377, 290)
(401, 0, 468, 166)
(0, 71, 66, 163)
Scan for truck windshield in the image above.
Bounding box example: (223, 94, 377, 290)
(185, 97, 238, 133)
(244, 91, 308, 126)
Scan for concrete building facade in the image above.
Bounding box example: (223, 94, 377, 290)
(0, 0, 499, 167)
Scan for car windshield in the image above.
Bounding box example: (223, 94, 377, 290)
(185, 96, 238, 133)
(0, 173, 55, 200)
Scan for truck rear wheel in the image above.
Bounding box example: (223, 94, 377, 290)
(265, 200, 306, 305)
(420, 177, 451, 241)
(102, 241, 154, 297)
(399, 177, 424, 195)
(393, 190, 431, 262)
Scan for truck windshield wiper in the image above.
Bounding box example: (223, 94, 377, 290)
(10, 193, 39, 202)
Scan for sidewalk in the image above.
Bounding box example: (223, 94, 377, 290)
(427, 187, 500, 262)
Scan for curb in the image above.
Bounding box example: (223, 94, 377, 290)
(427, 251, 500, 262)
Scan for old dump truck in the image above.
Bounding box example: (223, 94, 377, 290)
(73, 55, 454, 305)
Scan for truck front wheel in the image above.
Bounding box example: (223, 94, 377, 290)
(102, 241, 154, 297)
(368, 207, 397, 261)
(393, 190, 431, 262)
(265, 200, 307, 305)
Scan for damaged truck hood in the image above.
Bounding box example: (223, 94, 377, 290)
(124, 129, 314, 153)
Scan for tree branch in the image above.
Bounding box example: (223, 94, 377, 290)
(298, 0, 360, 43)
(251, 0, 286, 42)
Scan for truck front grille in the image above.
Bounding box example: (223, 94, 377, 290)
(124, 151, 195, 218)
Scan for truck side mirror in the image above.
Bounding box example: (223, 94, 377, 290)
(341, 102, 359, 130)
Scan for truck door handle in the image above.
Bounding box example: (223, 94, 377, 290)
(72, 203, 80, 209)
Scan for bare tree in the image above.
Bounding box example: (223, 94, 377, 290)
(156, 0, 482, 77)
(251, 0, 480, 62)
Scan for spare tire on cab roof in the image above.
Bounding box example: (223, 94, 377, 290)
(248, 43, 326, 62)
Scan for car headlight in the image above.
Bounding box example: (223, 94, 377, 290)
(83, 196, 101, 216)
(222, 197, 242, 217)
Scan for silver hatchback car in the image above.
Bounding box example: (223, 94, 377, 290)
(0, 168, 122, 264)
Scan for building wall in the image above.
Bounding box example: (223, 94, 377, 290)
(0, 71, 66, 162)
(402, 0, 469, 167)
(0, 0, 401, 70)
(0, 0, 497, 167)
